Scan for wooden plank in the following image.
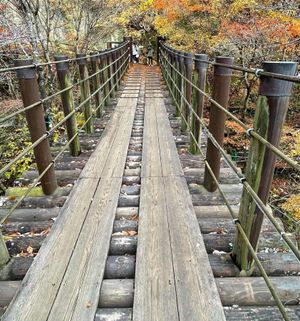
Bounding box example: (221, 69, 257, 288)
(141, 98, 162, 178)
(155, 98, 183, 177)
(47, 177, 122, 321)
(164, 176, 226, 320)
(2, 177, 99, 320)
(133, 177, 179, 321)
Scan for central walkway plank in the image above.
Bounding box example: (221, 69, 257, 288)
(133, 71, 226, 320)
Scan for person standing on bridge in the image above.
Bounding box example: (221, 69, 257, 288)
(132, 43, 140, 63)
(147, 45, 154, 66)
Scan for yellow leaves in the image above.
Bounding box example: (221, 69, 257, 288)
(282, 195, 300, 221)
(229, 0, 258, 14)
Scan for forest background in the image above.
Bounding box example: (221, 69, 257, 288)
(0, 0, 299, 232)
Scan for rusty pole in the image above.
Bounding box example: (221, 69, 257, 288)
(100, 53, 110, 106)
(249, 61, 298, 252)
(55, 56, 81, 156)
(15, 59, 57, 195)
(203, 57, 234, 192)
(182, 53, 194, 131)
(124, 36, 133, 63)
(190, 54, 208, 154)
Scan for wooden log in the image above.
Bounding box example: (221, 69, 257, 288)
(189, 183, 242, 195)
(0, 257, 34, 281)
(0, 208, 59, 222)
(5, 186, 71, 198)
(109, 236, 137, 255)
(224, 306, 300, 321)
(123, 169, 141, 177)
(6, 230, 292, 258)
(192, 193, 241, 206)
(99, 279, 134, 308)
(113, 220, 138, 233)
(0, 281, 21, 307)
(95, 307, 300, 321)
(95, 277, 300, 307)
(1, 196, 67, 209)
(20, 170, 81, 186)
(122, 176, 141, 185)
(233, 96, 269, 271)
(120, 185, 140, 196)
(118, 196, 140, 207)
(217, 276, 300, 306)
(2, 221, 52, 234)
(104, 256, 135, 279)
(115, 208, 138, 220)
(194, 205, 239, 219)
(95, 308, 132, 321)
(54, 160, 86, 170)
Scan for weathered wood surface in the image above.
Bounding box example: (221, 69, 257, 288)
(134, 90, 225, 320)
(2, 92, 138, 320)
(95, 307, 300, 321)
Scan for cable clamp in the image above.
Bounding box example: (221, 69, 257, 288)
(239, 177, 247, 184)
(46, 130, 53, 137)
(255, 68, 263, 77)
(246, 128, 254, 138)
(233, 218, 240, 225)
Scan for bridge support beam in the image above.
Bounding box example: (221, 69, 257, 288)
(203, 57, 234, 192)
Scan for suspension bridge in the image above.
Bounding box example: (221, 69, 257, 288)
(0, 37, 299, 321)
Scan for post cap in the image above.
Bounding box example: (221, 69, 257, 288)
(76, 53, 87, 65)
(259, 61, 298, 97)
(14, 59, 36, 79)
(195, 54, 208, 70)
(54, 56, 69, 71)
(214, 57, 234, 76)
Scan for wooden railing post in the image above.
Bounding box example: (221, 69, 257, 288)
(232, 61, 298, 272)
(55, 56, 81, 156)
(178, 52, 185, 130)
(111, 50, 118, 90)
(190, 54, 208, 154)
(106, 51, 115, 98)
(100, 53, 110, 106)
(76, 54, 94, 134)
(15, 59, 57, 195)
(90, 52, 103, 118)
(203, 57, 234, 192)
(174, 51, 181, 116)
(182, 52, 194, 131)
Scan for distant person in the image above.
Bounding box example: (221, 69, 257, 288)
(132, 43, 140, 63)
(147, 45, 154, 66)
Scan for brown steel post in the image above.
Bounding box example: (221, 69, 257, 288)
(111, 50, 118, 90)
(76, 53, 93, 133)
(107, 42, 112, 49)
(192, 54, 208, 153)
(107, 51, 115, 98)
(203, 57, 234, 192)
(55, 56, 81, 156)
(15, 59, 57, 195)
(249, 61, 298, 252)
(178, 51, 185, 127)
(156, 36, 165, 66)
(183, 52, 194, 131)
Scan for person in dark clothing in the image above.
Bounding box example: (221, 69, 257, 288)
(147, 45, 154, 66)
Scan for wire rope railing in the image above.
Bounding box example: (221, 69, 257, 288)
(159, 39, 299, 321)
(0, 39, 132, 266)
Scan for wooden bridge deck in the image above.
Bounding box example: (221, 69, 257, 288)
(0, 66, 300, 321)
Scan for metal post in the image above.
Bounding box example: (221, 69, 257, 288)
(203, 57, 234, 192)
(107, 42, 112, 49)
(15, 59, 57, 195)
(249, 61, 298, 253)
(90, 52, 103, 118)
(182, 53, 194, 131)
(174, 51, 181, 114)
(156, 36, 165, 66)
(107, 51, 115, 98)
(190, 54, 208, 154)
(76, 54, 94, 133)
(111, 50, 118, 90)
(55, 56, 81, 156)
